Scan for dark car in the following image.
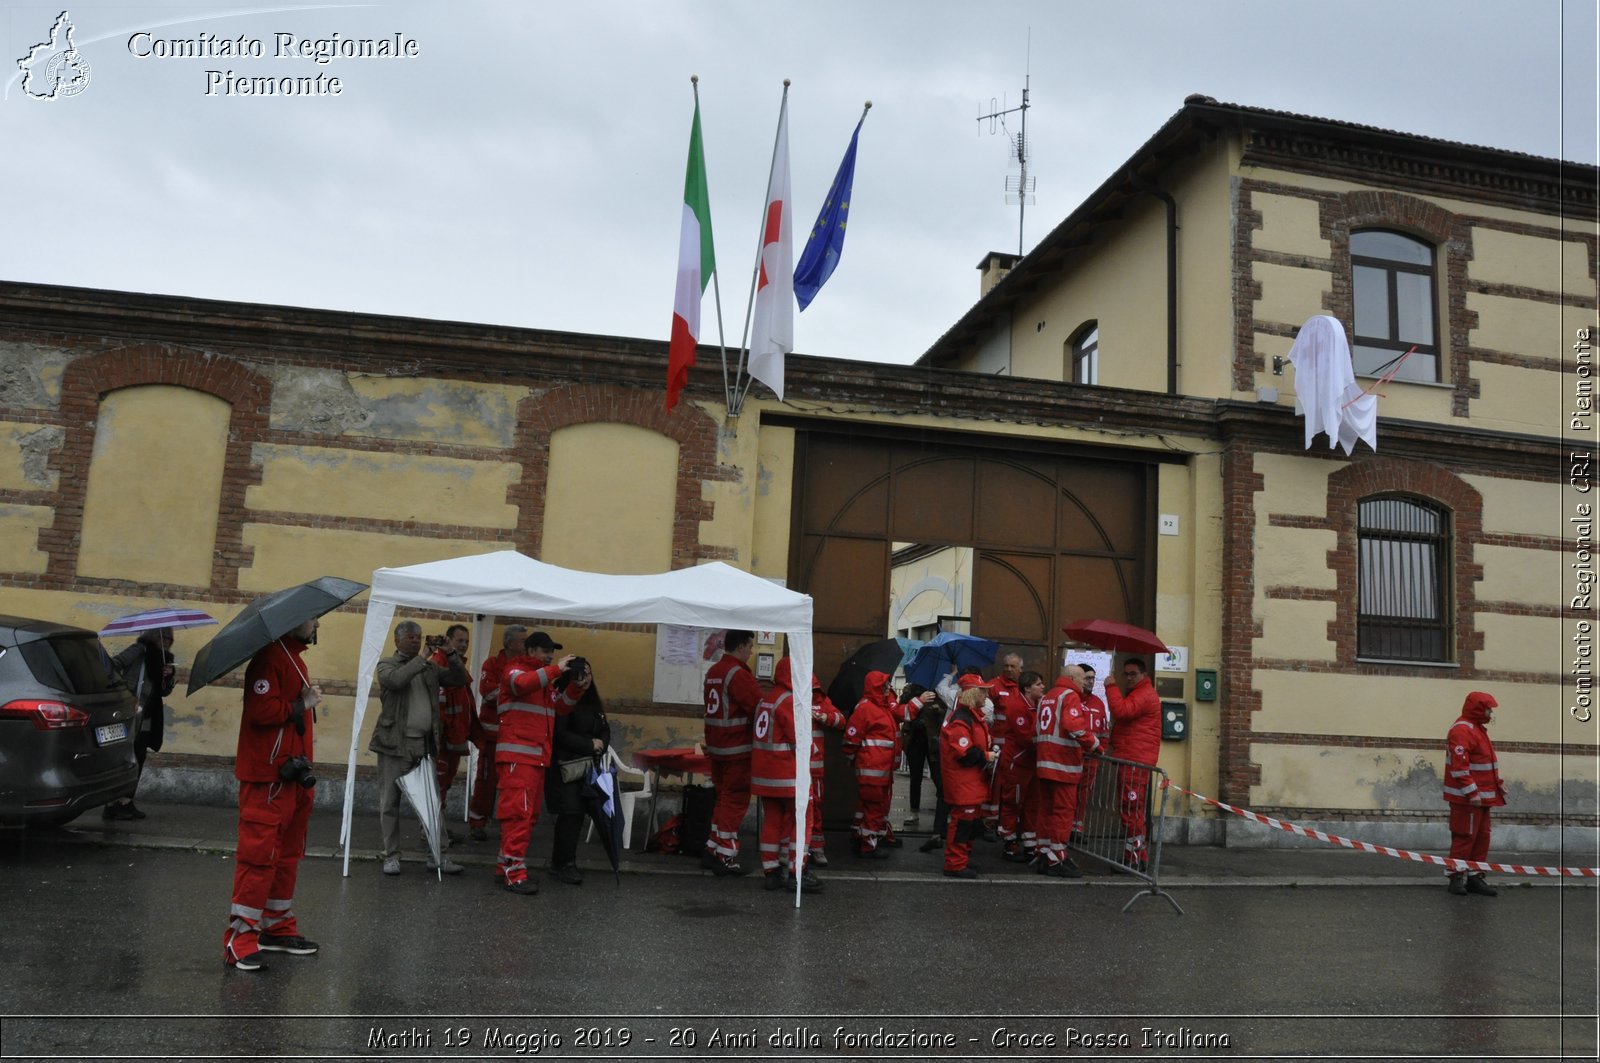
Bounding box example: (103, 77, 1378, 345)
(0, 615, 139, 827)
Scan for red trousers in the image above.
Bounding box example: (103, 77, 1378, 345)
(224, 780, 312, 963)
(854, 782, 892, 852)
(1075, 757, 1101, 832)
(1117, 764, 1151, 863)
(1034, 777, 1079, 865)
(944, 804, 983, 872)
(997, 763, 1036, 847)
(807, 779, 826, 854)
(468, 743, 498, 829)
(1448, 804, 1493, 875)
(495, 761, 547, 884)
(435, 750, 463, 800)
(707, 757, 751, 861)
(758, 795, 799, 873)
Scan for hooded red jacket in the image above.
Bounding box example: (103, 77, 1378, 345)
(1105, 675, 1161, 765)
(751, 658, 799, 797)
(844, 671, 900, 788)
(1444, 691, 1504, 808)
(236, 637, 315, 783)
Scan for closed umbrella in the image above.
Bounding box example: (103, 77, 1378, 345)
(395, 756, 445, 880)
(580, 759, 624, 883)
(187, 576, 367, 694)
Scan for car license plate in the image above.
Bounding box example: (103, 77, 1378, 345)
(95, 722, 128, 745)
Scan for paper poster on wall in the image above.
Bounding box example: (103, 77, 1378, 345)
(653, 624, 721, 704)
(1064, 648, 1114, 707)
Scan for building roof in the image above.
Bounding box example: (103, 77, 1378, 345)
(918, 96, 1599, 367)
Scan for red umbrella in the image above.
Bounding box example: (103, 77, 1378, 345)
(1062, 619, 1168, 656)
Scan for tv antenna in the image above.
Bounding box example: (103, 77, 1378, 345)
(977, 43, 1034, 257)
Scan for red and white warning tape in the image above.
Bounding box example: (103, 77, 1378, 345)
(1162, 779, 1599, 878)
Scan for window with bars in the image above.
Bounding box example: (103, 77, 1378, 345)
(1350, 229, 1441, 383)
(1357, 495, 1452, 662)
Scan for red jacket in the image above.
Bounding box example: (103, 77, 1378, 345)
(1001, 691, 1038, 773)
(703, 653, 761, 760)
(477, 649, 514, 735)
(495, 657, 575, 767)
(431, 648, 474, 753)
(1444, 692, 1504, 807)
(752, 660, 799, 798)
(940, 704, 993, 806)
(809, 681, 845, 780)
(1035, 679, 1099, 783)
(989, 674, 1022, 744)
(1082, 692, 1111, 755)
(844, 671, 899, 789)
(1105, 676, 1161, 765)
(236, 637, 314, 783)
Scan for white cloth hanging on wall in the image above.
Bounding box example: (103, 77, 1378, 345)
(1285, 315, 1378, 455)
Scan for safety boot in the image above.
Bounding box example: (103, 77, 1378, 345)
(1446, 874, 1468, 895)
(1465, 875, 1498, 897)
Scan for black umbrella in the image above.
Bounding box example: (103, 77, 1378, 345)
(826, 637, 922, 716)
(580, 760, 625, 883)
(186, 576, 368, 694)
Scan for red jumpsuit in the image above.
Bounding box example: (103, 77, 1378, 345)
(468, 650, 512, 831)
(986, 674, 1022, 824)
(1444, 692, 1504, 881)
(224, 636, 315, 968)
(997, 692, 1038, 853)
(431, 648, 475, 799)
(495, 657, 576, 887)
(939, 703, 993, 872)
(702, 652, 761, 865)
(1074, 690, 1111, 833)
(844, 671, 899, 855)
(1034, 680, 1100, 869)
(751, 660, 801, 875)
(1105, 675, 1160, 867)
(806, 680, 846, 861)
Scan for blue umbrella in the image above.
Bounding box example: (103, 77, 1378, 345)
(904, 632, 1000, 689)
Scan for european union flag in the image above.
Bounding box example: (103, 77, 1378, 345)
(794, 115, 864, 311)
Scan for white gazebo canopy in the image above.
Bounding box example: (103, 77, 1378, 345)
(338, 551, 815, 899)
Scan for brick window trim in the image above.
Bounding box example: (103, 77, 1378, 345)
(1325, 458, 1483, 674)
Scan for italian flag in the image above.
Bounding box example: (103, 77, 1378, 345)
(666, 99, 715, 411)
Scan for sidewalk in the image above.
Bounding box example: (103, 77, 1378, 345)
(26, 798, 1595, 890)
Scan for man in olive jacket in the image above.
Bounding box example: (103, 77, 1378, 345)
(371, 620, 469, 875)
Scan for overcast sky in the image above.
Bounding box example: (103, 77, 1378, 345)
(3, 0, 1596, 368)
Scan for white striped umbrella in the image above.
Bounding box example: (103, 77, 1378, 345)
(99, 607, 217, 638)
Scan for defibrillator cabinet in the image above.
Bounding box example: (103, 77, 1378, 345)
(1161, 700, 1188, 741)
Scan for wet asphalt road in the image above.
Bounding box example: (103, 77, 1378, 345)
(0, 834, 1595, 1061)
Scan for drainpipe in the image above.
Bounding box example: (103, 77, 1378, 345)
(1127, 173, 1178, 395)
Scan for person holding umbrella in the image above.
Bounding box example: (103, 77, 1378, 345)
(224, 617, 323, 972)
(545, 657, 606, 886)
(370, 620, 471, 877)
(1104, 657, 1161, 871)
(105, 627, 176, 820)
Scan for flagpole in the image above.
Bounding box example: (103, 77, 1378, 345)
(691, 75, 733, 407)
(730, 79, 790, 417)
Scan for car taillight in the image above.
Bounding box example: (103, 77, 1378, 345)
(0, 699, 90, 729)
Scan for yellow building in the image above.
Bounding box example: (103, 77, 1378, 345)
(0, 97, 1592, 845)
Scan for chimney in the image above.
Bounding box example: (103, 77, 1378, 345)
(976, 251, 1020, 298)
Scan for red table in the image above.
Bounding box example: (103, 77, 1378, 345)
(631, 747, 712, 844)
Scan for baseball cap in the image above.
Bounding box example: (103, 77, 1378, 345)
(957, 674, 993, 691)
(525, 631, 563, 652)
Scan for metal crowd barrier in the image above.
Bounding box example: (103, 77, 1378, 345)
(1067, 751, 1183, 914)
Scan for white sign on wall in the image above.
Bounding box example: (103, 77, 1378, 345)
(1155, 646, 1188, 673)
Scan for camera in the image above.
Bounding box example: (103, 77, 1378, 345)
(425, 634, 446, 651)
(278, 755, 316, 789)
(560, 655, 591, 686)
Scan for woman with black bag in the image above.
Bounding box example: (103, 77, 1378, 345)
(545, 658, 607, 885)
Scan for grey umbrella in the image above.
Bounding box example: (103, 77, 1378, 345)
(186, 576, 367, 694)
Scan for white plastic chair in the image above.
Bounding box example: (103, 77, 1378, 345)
(586, 747, 654, 850)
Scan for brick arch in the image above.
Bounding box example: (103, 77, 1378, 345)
(1324, 457, 1484, 672)
(43, 345, 271, 591)
(510, 383, 736, 569)
(1320, 190, 1477, 412)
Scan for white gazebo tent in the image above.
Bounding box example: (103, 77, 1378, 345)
(338, 551, 816, 902)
